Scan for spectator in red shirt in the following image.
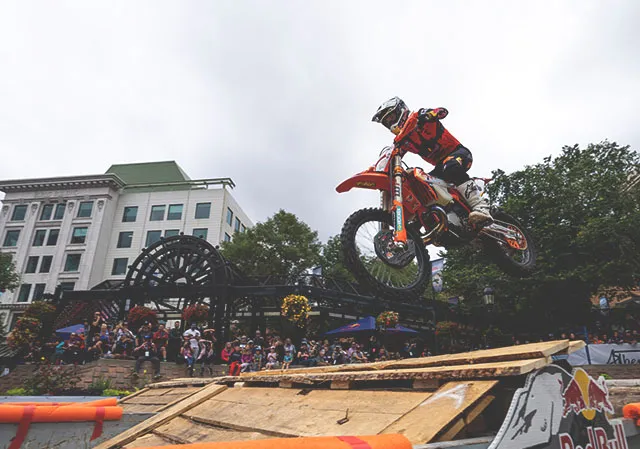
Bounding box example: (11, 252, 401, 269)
(153, 323, 169, 361)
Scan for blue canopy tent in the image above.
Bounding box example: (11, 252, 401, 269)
(55, 324, 85, 341)
(325, 316, 418, 336)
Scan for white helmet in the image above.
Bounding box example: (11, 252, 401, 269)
(372, 97, 410, 135)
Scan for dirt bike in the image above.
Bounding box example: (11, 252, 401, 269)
(336, 146, 536, 300)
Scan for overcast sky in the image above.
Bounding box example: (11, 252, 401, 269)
(0, 1, 638, 245)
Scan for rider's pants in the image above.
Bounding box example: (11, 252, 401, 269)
(428, 146, 474, 186)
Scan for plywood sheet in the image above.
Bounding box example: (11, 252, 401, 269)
(240, 340, 567, 378)
(95, 383, 228, 449)
(124, 434, 171, 448)
(185, 387, 433, 438)
(154, 416, 272, 443)
(122, 404, 166, 413)
(227, 358, 548, 385)
(381, 380, 498, 444)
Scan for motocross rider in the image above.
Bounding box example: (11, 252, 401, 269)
(372, 97, 492, 225)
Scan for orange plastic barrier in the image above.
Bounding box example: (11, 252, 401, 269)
(0, 404, 122, 423)
(623, 403, 640, 425)
(0, 398, 118, 407)
(134, 434, 412, 449)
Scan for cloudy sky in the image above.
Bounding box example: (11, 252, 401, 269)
(0, 1, 638, 244)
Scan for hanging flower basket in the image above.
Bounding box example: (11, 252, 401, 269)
(182, 304, 210, 325)
(435, 320, 459, 336)
(127, 306, 158, 330)
(281, 294, 311, 328)
(376, 311, 399, 330)
(7, 317, 42, 350)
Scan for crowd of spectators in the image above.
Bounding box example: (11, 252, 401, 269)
(19, 311, 640, 378)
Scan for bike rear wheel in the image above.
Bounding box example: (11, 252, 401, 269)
(341, 208, 431, 300)
(482, 209, 537, 277)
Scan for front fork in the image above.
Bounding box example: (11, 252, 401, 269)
(391, 154, 407, 244)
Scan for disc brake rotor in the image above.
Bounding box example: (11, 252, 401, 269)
(373, 229, 416, 268)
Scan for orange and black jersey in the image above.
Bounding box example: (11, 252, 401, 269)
(393, 108, 464, 166)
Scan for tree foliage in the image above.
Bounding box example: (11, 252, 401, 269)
(0, 253, 19, 293)
(221, 209, 322, 278)
(442, 141, 640, 332)
(318, 235, 354, 282)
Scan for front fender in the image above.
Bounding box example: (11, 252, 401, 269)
(336, 172, 390, 193)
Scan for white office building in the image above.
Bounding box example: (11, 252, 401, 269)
(0, 161, 252, 329)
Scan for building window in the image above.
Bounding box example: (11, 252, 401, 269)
(224, 233, 231, 242)
(46, 229, 59, 246)
(33, 230, 46, 246)
(11, 205, 27, 221)
(63, 254, 81, 272)
(53, 203, 65, 220)
(164, 230, 180, 238)
(17, 284, 31, 302)
(226, 208, 233, 226)
(241, 224, 246, 233)
(145, 230, 162, 247)
(40, 204, 54, 220)
(167, 204, 183, 220)
(33, 284, 46, 301)
(195, 203, 211, 219)
(59, 282, 75, 291)
(71, 227, 88, 244)
(25, 256, 39, 274)
(149, 205, 165, 221)
(234, 217, 241, 232)
(111, 258, 128, 275)
(39, 256, 53, 273)
(122, 206, 138, 222)
(3, 230, 20, 247)
(117, 231, 133, 248)
(192, 228, 208, 240)
(77, 201, 93, 218)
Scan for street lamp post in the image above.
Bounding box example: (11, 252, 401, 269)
(483, 286, 495, 348)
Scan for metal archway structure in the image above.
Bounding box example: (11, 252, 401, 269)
(58, 235, 435, 342)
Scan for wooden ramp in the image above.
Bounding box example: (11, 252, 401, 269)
(118, 385, 207, 414)
(97, 340, 583, 448)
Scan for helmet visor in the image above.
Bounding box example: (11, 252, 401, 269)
(381, 109, 400, 129)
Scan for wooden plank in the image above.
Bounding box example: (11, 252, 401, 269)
(184, 387, 433, 438)
(381, 380, 498, 445)
(154, 416, 273, 443)
(94, 383, 228, 449)
(118, 387, 150, 403)
(148, 378, 217, 389)
(239, 340, 568, 377)
(225, 358, 549, 385)
(123, 434, 171, 448)
(122, 404, 165, 413)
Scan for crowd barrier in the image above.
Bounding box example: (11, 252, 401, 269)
(568, 343, 640, 365)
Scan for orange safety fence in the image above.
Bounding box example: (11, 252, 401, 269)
(133, 434, 412, 449)
(0, 401, 123, 449)
(0, 398, 118, 407)
(623, 402, 640, 425)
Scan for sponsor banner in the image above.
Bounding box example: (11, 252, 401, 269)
(568, 344, 640, 366)
(489, 365, 627, 449)
(431, 258, 444, 293)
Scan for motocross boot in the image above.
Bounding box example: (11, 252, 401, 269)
(456, 180, 492, 224)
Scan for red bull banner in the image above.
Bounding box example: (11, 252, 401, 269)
(489, 365, 627, 449)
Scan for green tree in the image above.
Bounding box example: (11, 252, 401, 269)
(221, 209, 322, 278)
(0, 253, 19, 293)
(442, 141, 640, 333)
(318, 235, 354, 282)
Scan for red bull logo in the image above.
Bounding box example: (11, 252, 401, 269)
(559, 422, 628, 449)
(561, 368, 614, 420)
(347, 323, 360, 329)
